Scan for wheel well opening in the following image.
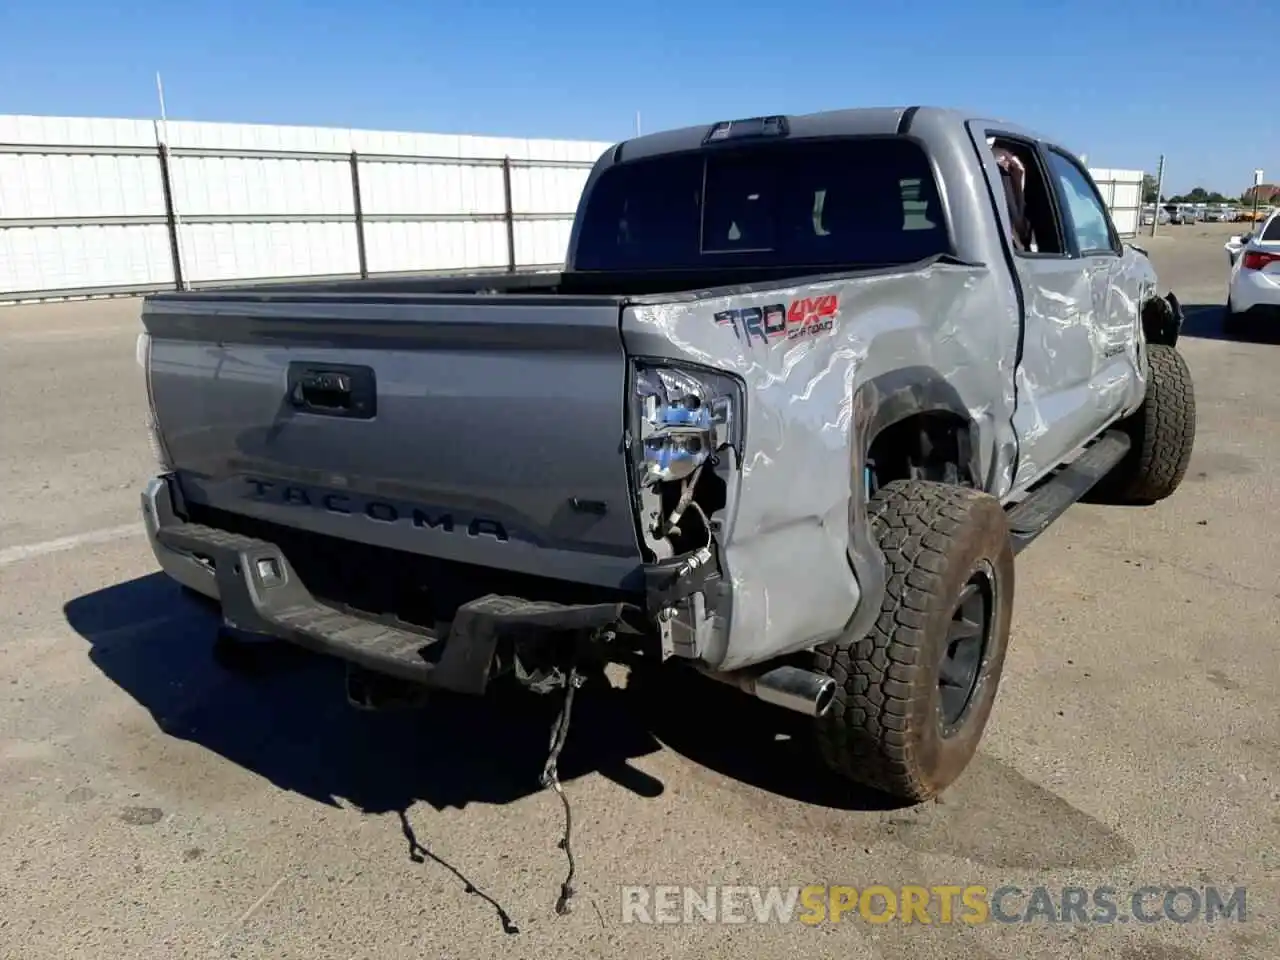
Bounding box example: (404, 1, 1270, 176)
(866, 411, 975, 493)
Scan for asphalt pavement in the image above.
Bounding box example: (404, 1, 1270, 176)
(1, 222, 1276, 960)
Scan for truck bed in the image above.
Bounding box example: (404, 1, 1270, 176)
(148, 255, 968, 305)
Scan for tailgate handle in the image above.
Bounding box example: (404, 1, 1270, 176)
(294, 371, 352, 410)
(287, 364, 376, 419)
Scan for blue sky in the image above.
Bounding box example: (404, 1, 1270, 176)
(1, 0, 1273, 195)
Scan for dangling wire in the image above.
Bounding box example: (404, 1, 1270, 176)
(540, 661, 586, 915)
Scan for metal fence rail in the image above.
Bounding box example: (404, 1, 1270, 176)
(0, 139, 596, 302)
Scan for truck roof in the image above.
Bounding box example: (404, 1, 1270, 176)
(610, 106, 1049, 165)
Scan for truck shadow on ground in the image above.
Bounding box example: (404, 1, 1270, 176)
(1180, 302, 1280, 345)
(65, 572, 1140, 932)
(63, 571, 905, 818)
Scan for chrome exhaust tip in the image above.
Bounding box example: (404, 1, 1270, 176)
(701, 663, 837, 718)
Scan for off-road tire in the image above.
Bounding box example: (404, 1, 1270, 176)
(813, 480, 1015, 802)
(1092, 343, 1196, 504)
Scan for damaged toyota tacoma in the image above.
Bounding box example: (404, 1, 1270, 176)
(137, 106, 1196, 804)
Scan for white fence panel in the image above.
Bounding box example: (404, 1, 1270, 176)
(0, 151, 164, 220)
(0, 113, 611, 301)
(178, 221, 361, 284)
(514, 219, 576, 268)
(171, 156, 353, 218)
(357, 160, 506, 217)
(363, 221, 509, 274)
(1089, 168, 1143, 237)
(0, 112, 1143, 302)
(0, 223, 175, 293)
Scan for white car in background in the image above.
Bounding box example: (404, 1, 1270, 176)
(1225, 211, 1280, 333)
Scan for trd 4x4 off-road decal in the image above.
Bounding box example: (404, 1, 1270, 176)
(715, 295, 840, 346)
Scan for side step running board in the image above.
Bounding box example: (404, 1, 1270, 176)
(1006, 430, 1130, 554)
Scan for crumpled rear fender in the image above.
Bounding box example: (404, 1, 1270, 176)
(621, 260, 1015, 671)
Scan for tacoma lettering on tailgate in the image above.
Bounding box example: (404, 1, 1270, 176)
(243, 478, 510, 541)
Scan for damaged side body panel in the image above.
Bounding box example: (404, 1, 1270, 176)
(1009, 246, 1151, 490)
(624, 261, 1019, 672)
(626, 114, 1162, 674)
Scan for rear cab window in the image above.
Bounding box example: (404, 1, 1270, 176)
(1261, 215, 1280, 243)
(574, 137, 951, 272)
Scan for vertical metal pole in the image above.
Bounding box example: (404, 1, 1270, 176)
(1150, 154, 1164, 238)
(156, 141, 185, 290)
(154, 81, 189, 290)
(350, 151, 369, 279)
(502, 156, 517, 273)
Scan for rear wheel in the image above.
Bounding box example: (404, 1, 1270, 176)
(813, 480, 1015, 802)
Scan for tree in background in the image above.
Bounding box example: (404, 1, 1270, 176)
(1166, 186, 1232, 204)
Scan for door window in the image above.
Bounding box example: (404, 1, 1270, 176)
(1045, 151, 1117, 255)
(986, 136, 1065, 255)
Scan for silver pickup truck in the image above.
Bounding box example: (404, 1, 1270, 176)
(137, 107, 1195, 802)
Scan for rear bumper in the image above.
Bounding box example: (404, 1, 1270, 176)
(1230, 269, 1280, 314)
(141, 474, 634, 694)
(142, 475, 219, 599)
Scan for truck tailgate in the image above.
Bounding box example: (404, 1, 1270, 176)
(142, 295, 642, 589)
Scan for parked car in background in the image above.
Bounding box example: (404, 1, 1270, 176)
(1141, 205, 1171, 226)
(1225, 210, 1280, 332)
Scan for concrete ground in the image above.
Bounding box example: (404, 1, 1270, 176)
(1, 222, 1276, 960)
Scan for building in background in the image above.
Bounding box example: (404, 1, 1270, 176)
(1243, 183, 1280, 206)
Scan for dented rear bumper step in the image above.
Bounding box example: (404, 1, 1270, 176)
(153, 516, 634, 696)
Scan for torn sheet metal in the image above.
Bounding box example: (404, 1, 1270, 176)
(622, 260, 1016, 672)
(1008, 248, 1152, 491)
(623, 233, 1159, 673)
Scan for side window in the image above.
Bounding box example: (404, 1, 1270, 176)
(987, 136, 1065, 256)
(1045, 150, 1118, 255)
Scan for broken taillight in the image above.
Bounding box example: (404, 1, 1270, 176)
(630, 362, 742, 488)
(1242, 250, 1280, 271)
